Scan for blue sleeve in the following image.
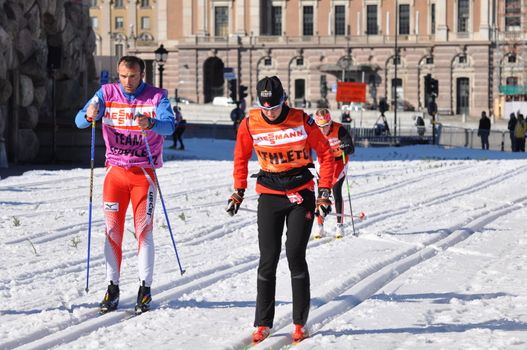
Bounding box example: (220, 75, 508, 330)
(74, 89, 105, 129)
(151, 96, 176, 135)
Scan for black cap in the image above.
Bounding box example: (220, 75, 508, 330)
(256, 76, 285, 109)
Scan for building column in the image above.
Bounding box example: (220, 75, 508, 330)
(102, 0, 111, 56)
(157, 0, 168, 41)
(183, 0, 192, 37)
(479, 0, 490, 39)
(249, 0, 260, 36)
(435, 1, 448, 41)
(196, 0, 208, 36)
(128, 0, 137, 50)
(235, 0, 246, 35)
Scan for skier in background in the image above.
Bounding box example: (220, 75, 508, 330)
(226, 76, 334, 344)
(74, 55, 175, 315)
(313, 108, 354, 239)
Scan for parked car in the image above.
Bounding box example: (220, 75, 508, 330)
(169, 96, 195, 105)
(212, 96, 236, 106)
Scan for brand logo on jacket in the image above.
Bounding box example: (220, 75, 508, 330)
(253, 126, 307, 146)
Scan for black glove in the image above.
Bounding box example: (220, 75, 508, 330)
(226, 189, 245, 216)
(316, 188, 332, 218)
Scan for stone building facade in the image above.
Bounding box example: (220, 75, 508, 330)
(90, 0, 527, 118)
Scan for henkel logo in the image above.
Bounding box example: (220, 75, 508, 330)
(103, 106, 156, 127)
(260, 90, 272, 98)
(253, 126, 307, 146)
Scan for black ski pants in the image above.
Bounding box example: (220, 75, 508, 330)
(333, 176, 345, 224)
(254, 189, 315, 328)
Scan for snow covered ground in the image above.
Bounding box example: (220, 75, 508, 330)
(1, 139, 527, 350)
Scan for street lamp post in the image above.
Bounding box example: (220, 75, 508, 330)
(394, 0, 398, 139)
(154, 44, 168, 88)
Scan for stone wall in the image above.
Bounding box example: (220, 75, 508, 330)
(0, 0, 96, 167)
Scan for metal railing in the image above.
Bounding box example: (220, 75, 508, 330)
(437, 126, 512, 152)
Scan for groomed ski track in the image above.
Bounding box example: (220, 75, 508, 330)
(1, 157, 525, 349)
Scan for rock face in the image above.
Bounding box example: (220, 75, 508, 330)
(0, 0, 96, 166)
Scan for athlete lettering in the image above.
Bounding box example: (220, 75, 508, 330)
(256, 149, 309, 165)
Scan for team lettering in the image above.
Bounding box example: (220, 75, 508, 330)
(256, 149, 310, 165)
(115, 133, 142, 146)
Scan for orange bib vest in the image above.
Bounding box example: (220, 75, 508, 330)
(326, 122, 344, 159)
(248, 109, 313, 173)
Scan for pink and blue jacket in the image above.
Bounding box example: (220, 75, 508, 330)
(75, 82, 175, 168)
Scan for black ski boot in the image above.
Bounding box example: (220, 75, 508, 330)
(99, 281, 120, 314)
(135, 281, 152, 315)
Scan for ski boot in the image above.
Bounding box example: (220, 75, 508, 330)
(134, 281, 152, 315)
(292, 324, 308, 343)
(252, 326, 270, 344)
(99, 281, 120, 314)
(314, 224, 324, 240)
(335, 223, 345, 239)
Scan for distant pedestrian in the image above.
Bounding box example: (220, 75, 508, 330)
(508, 112, 517, 151)
(514, 114, 526, 152)
(230, 106, 244, 133)
(340, 106, 352, 123)
(171, 106, 186, 150)
(415, 115, 425, 137)
(477, 111, 491, 150)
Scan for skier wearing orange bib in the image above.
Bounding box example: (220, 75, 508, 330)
(226, 76, 334, 344)
(313, 109, 354, 239)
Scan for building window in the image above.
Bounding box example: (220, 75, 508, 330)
(457, 0, 469, 32)
(141, 16, 150, 30)
(214, 6, 228, 37)
(505, 0, 521, 28)
(508, 54, 517, 63)
(399, 4, 410, 35)
(426, 56, 434, 64)
(271, 6, 282, 35)
(303, 6, 314, 36)
(334, 5, 346, 36)
(366, 5, 378, 35)
(431, 4, 436, 34)
(506, 76, 518, 85)
(91, 16, 98, 29)
(115, 43, 124, 58)
(115, 16, 124, 30)
(264, 57, 272, 66)
(113, 0, 123, 8)
(140, 0, 149, 7)
(296, 57, 304, 66)
(458, 55, 467, 64)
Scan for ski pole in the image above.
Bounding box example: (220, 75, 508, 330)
(328, 211, 366, 220)
(238, 207, 257, 214)
(85, 97, 98, 293)
(342, 153, 357, 236)
(139, 119, 186, 275)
